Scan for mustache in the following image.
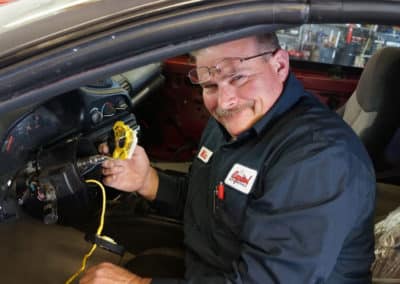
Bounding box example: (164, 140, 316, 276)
(215, 101, 255, 118)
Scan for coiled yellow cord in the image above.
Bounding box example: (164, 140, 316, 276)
(65, 179, 107, 284)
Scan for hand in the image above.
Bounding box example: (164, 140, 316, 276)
(79, 262, 151, 284)
(100, 145, 158, 200)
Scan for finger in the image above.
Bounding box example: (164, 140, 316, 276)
(103, 174, 117, 186)
(80, 263, 119, 283)
(102, 158, 129, 169)
(79, 267, 97, 284)
(102, 159, 113, 168)
(102, 166, 123, 176)
(79, 270, 95, 284)
(98, 143, 110, 155)
(84, 264, 99, 275)
(102, 159, 121, 169)
(108, 159, 129, 167)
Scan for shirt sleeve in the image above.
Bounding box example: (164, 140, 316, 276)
(153, 169, 189, 219)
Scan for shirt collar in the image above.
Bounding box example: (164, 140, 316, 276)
(216, 72, 310, 143)
(251, 72, 309, 136)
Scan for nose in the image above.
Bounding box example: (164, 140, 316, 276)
(217, 82, 238, 110)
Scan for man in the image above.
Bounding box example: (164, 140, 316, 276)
(80, 33, 375, 283)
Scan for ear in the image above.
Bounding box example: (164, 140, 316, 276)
(270, 49, 290, 83)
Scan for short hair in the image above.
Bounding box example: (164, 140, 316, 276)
(190, 32, 281, 61)
(255, 32, 281, 51)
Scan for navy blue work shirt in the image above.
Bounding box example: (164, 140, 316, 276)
(153, 73, 376, 284)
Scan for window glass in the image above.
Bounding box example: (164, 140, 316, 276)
(277, 24, 400, 67)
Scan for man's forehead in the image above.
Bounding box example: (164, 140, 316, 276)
(196, 37, 259, 65)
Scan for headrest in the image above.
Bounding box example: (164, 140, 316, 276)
(355, 47, 400, 170)
(356, 47, 400, 112)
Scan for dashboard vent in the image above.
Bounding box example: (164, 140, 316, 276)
(112, 74, 132, 95)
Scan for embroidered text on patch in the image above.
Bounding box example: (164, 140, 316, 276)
(225, 164, 257, 194)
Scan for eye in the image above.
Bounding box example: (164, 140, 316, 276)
(230, 73, 248, 86)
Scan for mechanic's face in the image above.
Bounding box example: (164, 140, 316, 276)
(195, 37, 289, 137)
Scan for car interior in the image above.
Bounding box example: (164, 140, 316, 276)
(1, 25, 400, 283)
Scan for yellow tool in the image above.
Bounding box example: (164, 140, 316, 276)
(112, 121, 138, 159)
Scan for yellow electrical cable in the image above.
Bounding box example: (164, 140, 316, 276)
(65, 179, 107, 284)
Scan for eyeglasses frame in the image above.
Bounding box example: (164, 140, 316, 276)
(187, 48, 279, 85)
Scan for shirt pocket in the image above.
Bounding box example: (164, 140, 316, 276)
(214, 184, 248, 236)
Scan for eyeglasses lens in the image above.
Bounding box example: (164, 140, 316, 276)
(190, 58, 241, 84)
(193, 67, 210, 84)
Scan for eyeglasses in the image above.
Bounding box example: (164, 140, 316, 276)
(187, 49, 278, 85)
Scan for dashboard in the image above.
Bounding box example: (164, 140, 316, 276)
(0, 80, 133, 176)
(0, 63, 163, 223)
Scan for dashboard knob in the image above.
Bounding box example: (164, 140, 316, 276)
(116, 99, 128, 110)
(90, 108, 103, 124)
(102, 102, 116, 116)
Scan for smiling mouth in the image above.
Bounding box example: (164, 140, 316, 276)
(215, 101, 255, 119)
